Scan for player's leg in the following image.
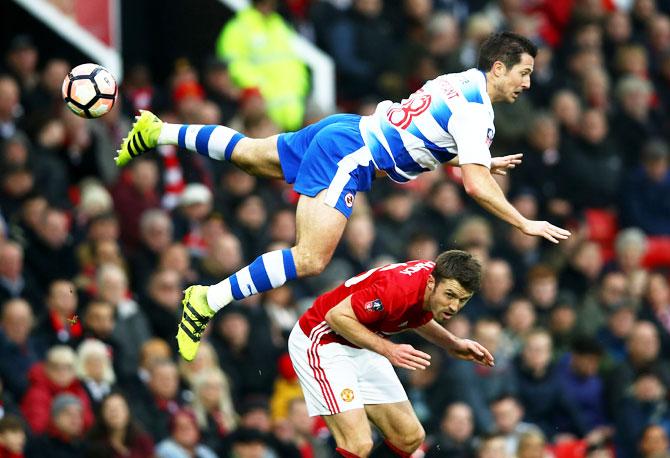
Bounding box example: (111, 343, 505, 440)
(287, 323, 374, 457)
(323, 410, 375, 457)
(365, 402, 425, 457)
(176, 190, 347, 361)
(354, 350, 425, 456)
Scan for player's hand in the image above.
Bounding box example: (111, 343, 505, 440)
(490, 153, 523, 176)
(520, 219, 571, 244)
(448, 338, 495, 367)
(385, 343, 431, 370)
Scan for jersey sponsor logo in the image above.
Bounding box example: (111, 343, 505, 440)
(486, 128, 494, 147)
(400, 261, 435, 276)
(341, 388, 355, 402)
(364, 299, 384, 312)
(344, 192, 354, 207)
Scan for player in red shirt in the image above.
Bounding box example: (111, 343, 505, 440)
(288, 250, 494, 458)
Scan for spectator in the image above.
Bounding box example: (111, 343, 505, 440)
(23, 208, 77, 288)
(111, 158, 161, 252)
(130, 358, 183, 441)
(216, 0, 309, 130)
(559, 239, 604, 300)
(96, 264, 151, 378)
(465, 259, 514, 321)
(490, 395, 541, 458)
(269, 353, 303, 423)
(557, 336, 607, 431)
(172, 184, 213, 258)
(281, 397, 330, 458)
(477, 434, 510, 458)
(210, 306, 280, 399)
(639, 424, 670, 458)
(514, 329, 587, 439)
(155, 409, 217, 458)
(0, 298, 37, 398)
(75, 339, 116, 410)
(140, 269, 182, 346)
(425, 402, 476, 458)
(0, 414, 26, 458)
(190, 367, 237, 450)
(615, 373, 670, 457)
(0, 76, 21, 140)
(33, 279, 81, 356)
(450, 319, 517, 433)
(620, 139, 670, 235)
(577, 271, 629, 337)
(640, 272, 670, 357)
(503, 297, 537, 356)
(515, 430, 548, 458)
(607, 321, 670, 416)
(21, 345, 94, 434)
(84, 392, 154, 458)
(608, 228, 650, 303)
(130, 209, 174, 291)
(25, 394, 86, 458)
(560, 109, 623, 211)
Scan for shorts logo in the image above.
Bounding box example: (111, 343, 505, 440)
(364, 299, 384, 312)
(341, 388, 355, 402)
(485, 128, 494, 147)
(344, 193, 355, 208)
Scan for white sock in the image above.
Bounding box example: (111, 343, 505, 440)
(207, 280, 233, 312)
(157, 123, 181, 145)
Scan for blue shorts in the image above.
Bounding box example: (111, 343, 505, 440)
(277, 114, 376, 218)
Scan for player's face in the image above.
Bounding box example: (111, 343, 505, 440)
(496, 53, 534, 103)
(426, 277, 473, 324)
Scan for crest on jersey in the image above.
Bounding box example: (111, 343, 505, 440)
(485, 128, 494, 147)
(364, 299, 384, 312)
(344, 193, 355, 208)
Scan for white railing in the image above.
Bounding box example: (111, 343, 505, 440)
(11, 0, 123, 82)
(217, 0, 336, 114)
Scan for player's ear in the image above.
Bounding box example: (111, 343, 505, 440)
(492, 61, 506, 77)
(427, 274, 436, 291)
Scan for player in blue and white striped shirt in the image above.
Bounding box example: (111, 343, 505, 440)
(115, 32, 570, 365)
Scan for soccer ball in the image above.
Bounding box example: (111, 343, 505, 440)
(62, 63, 117, 118)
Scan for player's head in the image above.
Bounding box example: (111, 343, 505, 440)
(424, 250, 481, 323)
(477, 32, 537, 103)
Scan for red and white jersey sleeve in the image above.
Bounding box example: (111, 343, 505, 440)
(298, 260, 436, 346)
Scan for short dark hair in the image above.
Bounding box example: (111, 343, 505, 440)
(433, 250, 482, 293)
(477, 32, 538, 72)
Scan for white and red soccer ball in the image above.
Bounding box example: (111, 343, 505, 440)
(62, 63, 117, 119)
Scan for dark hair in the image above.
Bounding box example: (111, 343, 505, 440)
(571, 335, 604, 356)
(0, 415, 24, 434)
(477, 32, 538, 71)
(433, 250, 481, 293)
(86, 391, 145, 453)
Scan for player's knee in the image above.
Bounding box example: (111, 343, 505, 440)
(393, 424, 425, 452)
(339, 438, 373, 457)
(294, 250, 330, 277)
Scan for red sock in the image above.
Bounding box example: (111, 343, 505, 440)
(336, 447, 361, 458)
(384, 439, 412, 458)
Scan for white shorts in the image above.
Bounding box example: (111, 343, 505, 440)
(288, 321, 408, 417)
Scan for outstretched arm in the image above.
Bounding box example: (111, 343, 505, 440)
(415, 320, 495, 367)
(447, 153, 523, 176)
(325, 297, 432, 370)
(460, 163, 571, 243)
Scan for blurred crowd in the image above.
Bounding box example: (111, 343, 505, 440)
(1, 0, 670, 457)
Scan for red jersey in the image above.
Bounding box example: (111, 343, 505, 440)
(299, 260, 436, 346)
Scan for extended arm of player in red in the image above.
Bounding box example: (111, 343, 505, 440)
(414, 320, 495, 367)
(325, 296, 391, 356)
(325, 296, 432, 371)
(413, 319, 461, 348)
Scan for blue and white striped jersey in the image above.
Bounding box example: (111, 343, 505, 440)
(359, 68, 495, 183)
